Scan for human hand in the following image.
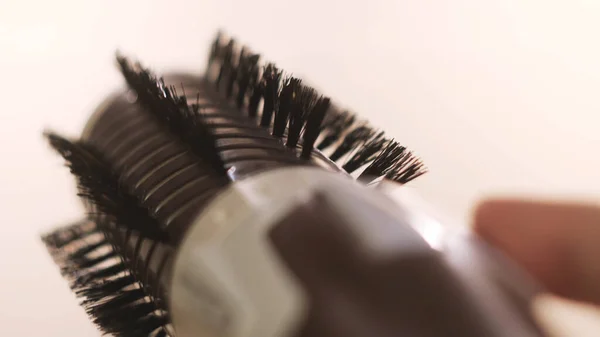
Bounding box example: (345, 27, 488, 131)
(474, 200, 600, 305)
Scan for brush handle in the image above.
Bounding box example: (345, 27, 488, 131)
(170, 167, 547, 337)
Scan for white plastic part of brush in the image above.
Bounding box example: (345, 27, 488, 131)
(169, 167, 431, 337)
(168, 168, 334, 337)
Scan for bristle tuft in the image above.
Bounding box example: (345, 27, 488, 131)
(301, 97, 330, 158)
(260, 63, 283, 127)
(328, 125, 376, 162)
(273, 77, 301, 137)
(216, 39, 236, 91)
(360, 140, 427, 184)
(76, 275, 137, 299)
(236, 51, 260, 110)
(41, 223, 169, 336)
(45, 132, 169, 242)
(42, 220, 98, 250)
(117, 55, 229, 177)
(360, 141, 406, 178)
(74, 263, 128, 287)
(317, 110, 356, 151)
(208, 30, 223, 69)
(387, 155, 428, 184)
(342, 132, 386, 173)
(286, 85, 317, 148)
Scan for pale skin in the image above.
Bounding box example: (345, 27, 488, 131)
(474, 200, 600, 305)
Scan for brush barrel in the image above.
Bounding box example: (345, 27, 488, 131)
(83, 73, 343, 240)
(171, 167, 546, 337)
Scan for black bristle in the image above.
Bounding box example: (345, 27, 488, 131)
(225, 45, 241, 99)
(203, 31, 427, 183)
(245, 54, 262, 118)
(260, 63, 282, 127)
(42, 222, 168, 336)
(74, 262, 128, 287)
(62, 250, 118, 273)
(236, 52, 260, 109)
(359, 140, 426, 184)
(247, 79, 263, 118)
(360, 140, 407, 178)
(328, 125, 376, 162)
(42, 221, 98, 250)
(387, 156, 428, 184)
(317, 110, 356, 150)
(273, 77, 301, 137)
(68, 238, 109, 260)
(45, 132, 170, 242)
(207, 30, 223, 70)
(85, 288, 146, 312)
(216, 39, 235, 90)
(75, 274, 137, 299)
(113, 314, 169, 337)
(116, 56, 230, 178)
(186, 112, 230, 177)
(342, 132, 386, 173)
(286, 85, 317, 148)
(93, 301, 155, 327)
(301, 97, 331, 158)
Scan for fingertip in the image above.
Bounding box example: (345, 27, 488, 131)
(472, 198, 600, 303)
(472, 199, 524, 240)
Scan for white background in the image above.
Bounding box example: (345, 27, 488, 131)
(1, 0, 600, 335)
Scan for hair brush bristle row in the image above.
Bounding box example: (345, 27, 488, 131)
(45, 132, 169, 242)
(42, 222, 170, 337)
(116, 56, 230, 178)
(207, 33, 427, 183)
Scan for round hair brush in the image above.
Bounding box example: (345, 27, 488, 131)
(42, 31, 545, 337)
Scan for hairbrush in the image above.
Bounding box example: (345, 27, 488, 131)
(43, 31, 546, 337)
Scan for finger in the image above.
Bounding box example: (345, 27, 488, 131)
(473, 199, 600, 305)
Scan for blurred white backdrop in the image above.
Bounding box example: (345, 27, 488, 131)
(1, 0, 600, 335)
